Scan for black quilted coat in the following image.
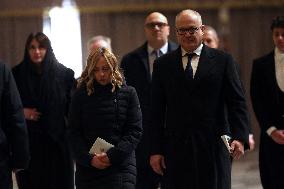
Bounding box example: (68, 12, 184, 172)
(68, 82, 142, 189)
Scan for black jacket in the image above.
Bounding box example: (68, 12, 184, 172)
(0, 62, 29, 189)
(68, 83, 142, 189)
(151, 46, 249, 189)
(250, 50, 284, 189)
(120, 41, 177, 166)
(12, 59, 75, 189)
(121, 41, 178, 127)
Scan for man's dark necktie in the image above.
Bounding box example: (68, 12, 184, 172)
(185, 53, 195, 80)
(150, 50, 161, 75)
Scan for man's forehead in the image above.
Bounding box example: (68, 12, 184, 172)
(145, 13, 167, 24)
(176, 14, 201, 25)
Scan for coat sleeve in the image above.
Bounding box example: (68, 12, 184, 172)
(67, 89, 93, 167)
(1, 63, 30, 169)
(223, 55, 249, 147)
(107, 87, 142, 165)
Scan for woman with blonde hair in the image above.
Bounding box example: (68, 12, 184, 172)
(68, 47, 142, 189)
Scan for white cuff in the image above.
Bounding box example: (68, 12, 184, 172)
(266, 126, 277, 136)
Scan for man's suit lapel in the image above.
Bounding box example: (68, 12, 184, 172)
(136, 43, 151, 82)
(265, 52, 276, 82)
(137, 41, 178, 83)
(184, 45, 216, 94)
(194, 45, 216, 83)
(264, 51, 279, 103)
(171, 47, 185, 78)
(169, 46, 217, 95)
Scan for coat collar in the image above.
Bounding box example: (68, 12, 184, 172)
(136, 42, 149, 74)
(171, 45, 217, 94)
(194, 45, 216, 82)
(173, 45, 216, 80)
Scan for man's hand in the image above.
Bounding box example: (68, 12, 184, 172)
(91, 153, 111, 169)
(248, 134, 255, 151)
(230, 140, 244, 160)
(150, 154, 166, 175)
(24, 108, 41, 121)
(271, 129, 284, 144)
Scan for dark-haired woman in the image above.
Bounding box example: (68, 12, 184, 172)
(12, 32, 75, 189)
(68, 47, 142, 189)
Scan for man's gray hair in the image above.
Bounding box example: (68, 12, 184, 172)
(87, 35, 112, 52)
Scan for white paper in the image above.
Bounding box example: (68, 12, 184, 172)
(89, 137, 114, 155)
(221, 135, 232, 153)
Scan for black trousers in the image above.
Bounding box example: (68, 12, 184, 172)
(259, 134, 284, 189)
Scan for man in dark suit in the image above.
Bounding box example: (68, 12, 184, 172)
(250, 16, 284, 189)
(150, 9, 249, 189)
(0, 61, 29, 189)
(121, 12, 177, 189)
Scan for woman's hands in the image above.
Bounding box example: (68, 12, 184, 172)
(150, 154, 166, 175)
(91, 153, 111, 169)
(24, 108, 41, 121)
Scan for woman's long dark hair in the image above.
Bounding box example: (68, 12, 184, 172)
(24, 32, 54, 62)
(20, 32, 66, 115)
(12, 32, 74, 140)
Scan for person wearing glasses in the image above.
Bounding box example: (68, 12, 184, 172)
(250, 16, 284, 189)
(120, 12, 177, 189)
(150, 9, 249, 188)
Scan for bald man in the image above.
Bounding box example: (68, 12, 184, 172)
(121, 12, 177, 189)
(203, 25, 220, 49)
(149, 9, 249, 188)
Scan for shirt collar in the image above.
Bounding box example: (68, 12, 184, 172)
(147, 42, 168, 55)
(275, 47, 284, 61)
(181, 43, 203, 57)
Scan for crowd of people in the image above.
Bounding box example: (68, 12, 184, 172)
(0, 8, 283, 189)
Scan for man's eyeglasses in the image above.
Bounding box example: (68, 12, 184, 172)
(145, 22, 168, 29)
(176, 26, 202, 35)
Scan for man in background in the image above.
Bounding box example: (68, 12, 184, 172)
(203, 25, 219, 49)
(0, 61, 29, 189)
(87, 35, 112, 52)
(250, 16, 284, 189)
(150, 9, 249, 188)
(121, 12, 177, 189)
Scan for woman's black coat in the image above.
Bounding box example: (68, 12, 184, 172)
(68, 83, 142, 189)
(12, 58, 75, 189)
